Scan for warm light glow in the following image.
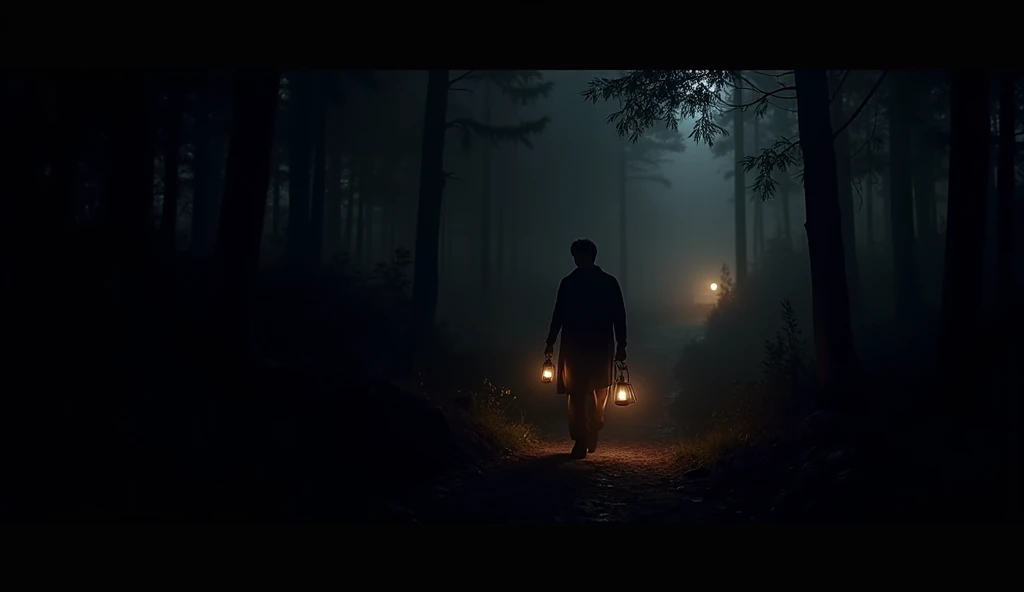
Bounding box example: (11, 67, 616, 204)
(541, 359, 555, 383)
(710, 282, 718, 291)
(616, 388, 628, 402)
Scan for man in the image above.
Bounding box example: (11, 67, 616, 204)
(544, 238, 627, 459)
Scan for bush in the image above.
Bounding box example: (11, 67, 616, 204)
(672, 245, 813, 467)
(253, 247, 414, 375)
(672, 239, 813, 436)
(467, 379, 538, 452)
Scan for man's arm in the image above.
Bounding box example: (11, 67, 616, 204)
(612, 277, 627, 353)
(546, 279, 566, 347)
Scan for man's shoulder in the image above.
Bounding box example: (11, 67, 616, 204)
(598, 269, 620, 285)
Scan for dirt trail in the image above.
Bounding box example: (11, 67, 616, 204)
(391, 415, 725, 523)
(385, 323, 718, 523)
(416, 438, 712, 523)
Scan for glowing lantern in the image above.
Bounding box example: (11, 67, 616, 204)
(541, 358, 555, 383)
(612, 362, 637, 407)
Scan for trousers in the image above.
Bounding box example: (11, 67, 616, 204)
(567, 387, 609, 450)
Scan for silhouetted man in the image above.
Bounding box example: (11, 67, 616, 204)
(545, 238, 627, 459)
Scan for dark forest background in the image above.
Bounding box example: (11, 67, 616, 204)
(0, 69, 1019, 521)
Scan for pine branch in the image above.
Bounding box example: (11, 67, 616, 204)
(581, 70, 732, 146)
(497, 81, 554, 105)
(740, 138, 802, 201)
(446, 116, 551, 149)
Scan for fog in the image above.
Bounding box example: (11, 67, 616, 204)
(3, 67, 1016, 522)
(432, 70, 744, 348)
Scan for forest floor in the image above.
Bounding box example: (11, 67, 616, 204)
(381, 390, 749, 523)
(388, 436, 726, 523)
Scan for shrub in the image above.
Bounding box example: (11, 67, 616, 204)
(674, 270, 812, 467)
(672, 239, 813, 436)
(468, 379, 538, 452)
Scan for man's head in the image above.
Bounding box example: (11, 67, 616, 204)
(570, 238, 598, 269)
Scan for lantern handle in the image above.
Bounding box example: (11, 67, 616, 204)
(614, 360, 629, 382)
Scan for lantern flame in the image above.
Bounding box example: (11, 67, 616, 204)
(541, 358, 555, 383)
(616, 388, 628, 402)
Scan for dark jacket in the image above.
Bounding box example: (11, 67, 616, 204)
(546, 266, 627, 394)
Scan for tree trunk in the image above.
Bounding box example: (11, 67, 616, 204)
(881, 162, 892, 254)
(887, 72, 919, 319)
(509, 142, 519, 277)
(496, 168, 506, 279)
(189, 77, 227, 258)
(410, 69, 450, 362)
(109, 73, 152, 256)
(439, 194, 447, 280)
(160, 82, 185, 254)
(780, 180, 792, 248)
(309, 82, 327, 266)
(830, 80, 862, 317)
(480, 80, 492, 296)
(866, 146, 874, 251)
(365, 193, 375, 263)
(356, 188, 365, 264)
(733, 74, 748, 289)
(344, 169, 357, 254)
(913, 121, 938, 249)
(753, 114, 764, 264)
(213, 71, 280, 359)
(190, 84, 213, 256)
(325, 153, 342, 261)
(795, 69, 858, 392)
(939, 70, 990, 400)
(272, 168, 282, 238)
(286, 71, 313, 267)
(996, 72, 1015, 323)
(619, 137, 628, 296)
(52, 74, 82, 235)
(386, 197, 397, 257)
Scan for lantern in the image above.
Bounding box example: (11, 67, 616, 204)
(541, 358, 555, 383)
(612, 362, 636, 407)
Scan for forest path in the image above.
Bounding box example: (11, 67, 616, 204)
(400, 437, 717, 523)
(390, 395, 735, 523)
(381, 320, 721, 523)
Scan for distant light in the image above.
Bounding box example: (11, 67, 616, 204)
(710, 282, 718, 291)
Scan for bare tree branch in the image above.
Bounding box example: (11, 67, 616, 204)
(718, 86, 798, 111)
(768, 99, 799, 113)
(832, 71, 888, 140)
(850, 103, 882, 160)
(449, 70, 475, 87)
(829, 70, 850, 104)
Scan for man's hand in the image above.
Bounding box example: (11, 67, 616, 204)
(615, 347, 627, 362)
(544, 343, 554, 358)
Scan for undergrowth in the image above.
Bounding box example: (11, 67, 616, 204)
(464, 378, 538, 453)
(674, 265, 811, 468)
